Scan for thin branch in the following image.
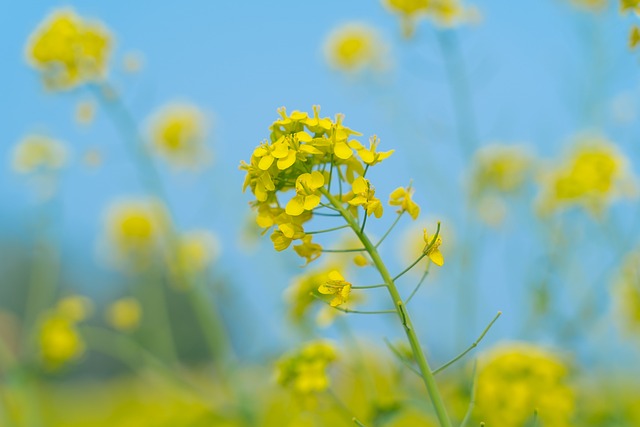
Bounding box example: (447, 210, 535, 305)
(432, 311, 502, 375)
(321, 248, 366, 253)
(383, 337, 421, 377)
(311, 294, 395, 315)
(351, 284, 387, 289)
(375, 212, 404, 248)
(405, 267, 430, 305)
(306, 225, 349, 235)
(460, 361, 478, 427)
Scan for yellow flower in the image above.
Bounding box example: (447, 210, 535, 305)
(630, 25, 640, 49)
(536, 136, 635, 216)
(175, 230, 220, 274)
(476, 342, 575, 427)
(469, 144, 532, 196)
(318, 270, 352, 307)
(323, 23, 388, 73)
(148, 103, 210, 170)
(613, 251, 640, 335)
(293, 235, 323, 265)
(276, 340, 338, 395)
(383, 0, 430, 37)
(621, 0, 640, 13)
(389, 185, 420, 219)
(568, 0, 608, 11)
(39, 313, 85, 369)
(286, 171, 325, 216)
(106, 298, 142, 332)
(286, 267, 342, 322)
(422, 227, 444, 266)
(350, 135, 394, 166)
(12, 135, 68, 174)
(56, 295, 93, 322)
(103, 199, 169, 270)
(25, 9, 111, 90)
(348, 177, 384, 218)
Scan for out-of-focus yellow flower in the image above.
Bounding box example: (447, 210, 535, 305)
(569, 0, 608, 11)
(476, 342, 575, 427)
(318, 270, 352, 307)
(103, 199, 169, 270)
(276, 340, 337, 396)
(106, 298, 142, 332)
(383, 0, 429, 37)
(56, 295, 93, 322)
(324, 23, 388, 73)
(12, 135, 68, 174)
(148, 103, 210, 170)
(621, 0, 640, 13)
(25, 9, 111, 90)
(293, 235, 323, 265)
(536, 136, 635, 216)
(630, 25, 640, 49)
(174, 230, 220, 275)
(383, 0, 478, 36)
(389, 185, 420, 220)
(470, 144, 533, 196)
(613, 251, 640, 335)
(39, 313, 85, 369)
(423, 227, 444, 266)
(75, 100, 96, 125)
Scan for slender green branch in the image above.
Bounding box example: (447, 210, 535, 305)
(353, 418, 368, 427)
(306, 225, 349, 235)
(393, 223, 440, 282)
(432, 311, 501, 375)
(311, 294, 394, 314)
(318, 203, 340, 211)
(351, 284, 387, 289)
(320, 188, 453, 427)
(375, 212, 404, 248)
(384, 337, 421, 377)
(312, 211, 342, 217)
(405, 267, 430, 305)
(460, 361, 478, 427)
(360, 211, 368, 234)
(321, 248, 366, 253)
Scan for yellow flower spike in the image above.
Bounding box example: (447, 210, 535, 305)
(294, 235, 323, 265)
(389, 185, 421, 220)
(423, 226, 444, 266)
(12, 135, 68, 174)
(25, 9, 112, 90)
(630, 25, 640, 49)
(106, 298, 142, 332)
(318, 270, 352, 307)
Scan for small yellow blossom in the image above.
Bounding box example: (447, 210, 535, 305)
(175, 230, 220, 275)
(286, 171, 325, 216)
(106, 298, 142, 332)
(324, 23, 388, 73)
(25, 9, 111, 90)
(148, 103, 210, 170)
(286, 266, 344, 322)
(389, 185, 420, 219)
(350, 136, 394, 166)
(12, 135, 68, 174)
(39, 313, 85, 369)
(621, 0, 640, 13)
(348, 177, 384, 218)
(476, 343, 575, 427)
(293, 235, 323, 265)
(423, 227, 444, 266)
(56, 295, 93, 322)
(318, 270, 352, 307)
(276, 340, 337, 395)
(103, 199, 169, 270)
(630, 25, 640, 49)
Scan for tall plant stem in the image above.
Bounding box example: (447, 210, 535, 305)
(321, 188, 452, 427)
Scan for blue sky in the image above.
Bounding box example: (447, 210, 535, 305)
(2, 0, 639, 363)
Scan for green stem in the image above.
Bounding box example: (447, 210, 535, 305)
(351, 284, 387, 289)
(375, 212, 403, 248)
(306, 225, 350, 235)
(321, 248, 366, 253)
(405, 267, 430, 305)
(321, 188, 453, 427)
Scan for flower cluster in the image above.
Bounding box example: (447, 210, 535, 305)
(275, 340, 338, 396)
(476, 343, 575, 427)
(25, 9, 111, 90)
(241, 106, 398, 263)
(323, 23, 388, 73)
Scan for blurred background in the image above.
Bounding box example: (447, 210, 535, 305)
(1, 0, 640, 426)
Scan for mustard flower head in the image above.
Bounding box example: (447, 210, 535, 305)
(536, 136, 635, 216)
(613, 251, 640, 335)
(323, 23, 389, 73)
(106, 297, 142, 332)
(318, 270, 352, 307)
(102, 198, 170, 271)
(241, 106, 394, 261)
(25, 9, 111, 90)
(148, 103, 211, 170)
(389, 184, 420, 220)
(476, 342, 575, 427)
(469, 144, 533, 196)
(38, 299, 90, 369)
(12, 135, 68, 174)
(174, 230, 221, 276)
(422, 226, 444, 266)
(275, 340, 338, 395)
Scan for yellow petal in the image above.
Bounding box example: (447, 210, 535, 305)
(334, 142, 353, 160)
(303, 194, 321, 210)
(352, 177, 368, 194)
(429, 250, 444, 266)
(277, 151, 296, 170)
(285, 196, 305, 216)
(309, 171, 325, 189)
(328, 270, 344, 281)
(258, 155, 274, 170)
